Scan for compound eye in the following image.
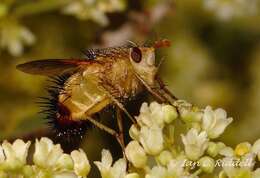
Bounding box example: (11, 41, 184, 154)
(131, 47, 142, 63)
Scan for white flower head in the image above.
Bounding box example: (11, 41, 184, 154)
(181, 128, 209, 160)
(1, 139, 31, 170)
(94, 149, 127, 178)
(125, 141, 147, 168)
(71, 149, 91, 177)
(202, 106, 233, 139)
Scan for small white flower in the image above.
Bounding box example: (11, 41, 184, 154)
(125, 141, 147, 168)
(181, 128, 209, 160)
(202, 106, 233, 139)
(140, 125, 164, 155)
(137, 102, 163, 127)
(33, 137, 63, 168)
(1, 139, 31, 170)
(94, 149, 127, 178)
(71, 149, 91, 177)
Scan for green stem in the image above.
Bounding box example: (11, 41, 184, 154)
(12, 0, 70, 18)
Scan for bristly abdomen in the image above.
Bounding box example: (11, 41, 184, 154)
(38, 73, 90, 143)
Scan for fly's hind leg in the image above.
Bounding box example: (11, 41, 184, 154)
(86, 116, 126, 157)
(99, 83, 137, 125)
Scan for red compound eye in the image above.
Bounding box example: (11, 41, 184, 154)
(131, 47, 142, 63)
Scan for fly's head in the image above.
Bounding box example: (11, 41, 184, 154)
(129, 46, 157, 86)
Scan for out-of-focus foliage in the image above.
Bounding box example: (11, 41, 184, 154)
(0, 0, 260, 176)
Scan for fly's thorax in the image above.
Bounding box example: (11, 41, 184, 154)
(58, 72, 111, 121)
(101, 57, 144, 99)
(129, 47, 158, 86)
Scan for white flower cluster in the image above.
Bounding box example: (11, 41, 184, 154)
(62, 0, 126, 26)
(0, 138, 90, 178)
(123, 100, 260, 178)
(0, 0, 126, 56)
(1, 100, 260, 178)
(203, 0, 259, 21)
(0, 19, 35, 56)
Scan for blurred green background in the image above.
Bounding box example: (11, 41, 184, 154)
(0, 0, 260, 167)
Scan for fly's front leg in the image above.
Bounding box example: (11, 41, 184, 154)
(134, 73, 169, 103)
(116, 108, 126, 158)
(155, 75, 178, 101)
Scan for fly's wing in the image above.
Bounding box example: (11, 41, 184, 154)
(16, 59, 93, 76)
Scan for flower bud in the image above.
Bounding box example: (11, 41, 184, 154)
(199, 156, 215, 173)
(129, 125, 140, 141)
(162, 105, 178, 124)
(207, 142, 225, 157)
(157, 150, 173, 166)
(235, 142, 251, 156)
(125, 141, 147, 168)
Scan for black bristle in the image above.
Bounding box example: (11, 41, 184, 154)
(37, 72, 90, 145)
(82, 49, 96, 60)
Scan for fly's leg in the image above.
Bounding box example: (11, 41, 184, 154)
(116, 108, 126, 158)
(99, 83, 137, 125)
(156, 75, 178, 101)
(134, 73, 169, 103)
(86, 116, 126, 155)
